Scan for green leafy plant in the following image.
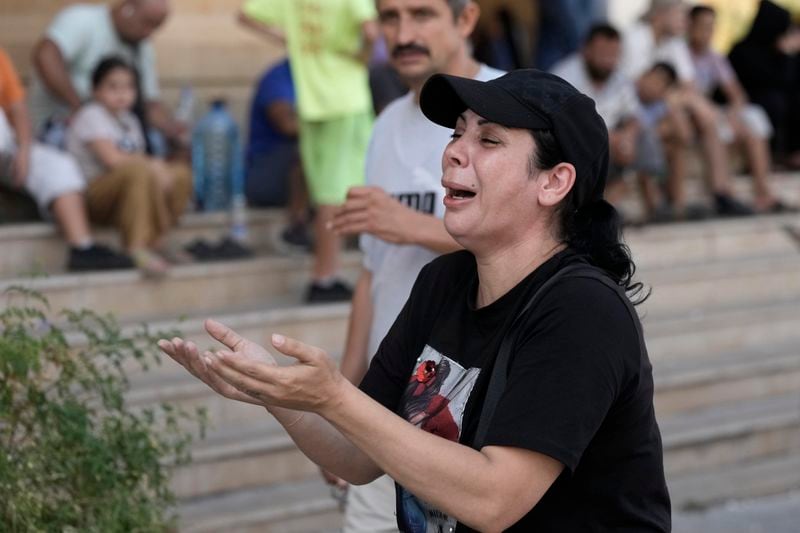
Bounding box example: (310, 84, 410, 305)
(0, 286, 206, 532)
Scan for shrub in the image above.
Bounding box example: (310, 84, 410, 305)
(0, 286, 206, 532)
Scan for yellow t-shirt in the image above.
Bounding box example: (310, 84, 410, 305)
(243, 0, 376, 121)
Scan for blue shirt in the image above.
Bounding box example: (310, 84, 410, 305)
(246, 59, 295, 161)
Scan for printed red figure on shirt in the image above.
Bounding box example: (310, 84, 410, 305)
(402, 358, 459, 442)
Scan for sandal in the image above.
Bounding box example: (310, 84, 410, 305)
(132, 249, 171, 278)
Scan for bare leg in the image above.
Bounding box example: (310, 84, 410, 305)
(312, 204, 340, 280)
(732, 116, 774, 209)
(659, 104, 691, 214)
(288, 164, 310, 226)
(50, 192, 92, 246)
(637, 173, 663, 217)
(685, 94, 732, 194)
(604, 179, 628, 207)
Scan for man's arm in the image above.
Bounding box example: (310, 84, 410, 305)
(32, 38, 82, 113)
(266, 100, 299, 139)
(146, 100, 186, 143)
(331, 186, 461, 254)
(7, 101, 32, 187)
(339, 268, 374, 385)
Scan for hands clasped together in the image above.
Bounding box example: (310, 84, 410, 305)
(157, 319, 345, 415)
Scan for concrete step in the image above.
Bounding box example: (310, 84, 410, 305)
(0, 209, 285, 277)
(1, 205, 796, 279)
(638, 254, 800, 319)
(617, 171, 800, 223)
(624, 212, 800, 271)
(1, 253, 361, 324)
(668, 454, 800, 511)
(644, 299, 800, 362)
(655, 342, 800, 415)
(118, 301, 350, 380)
(171, 424, 316, 501)
(661, 393, 800, 477)
(179, 477, 341, 533)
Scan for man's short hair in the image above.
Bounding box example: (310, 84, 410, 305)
(650, 61, 678, 85)
(447, 0, 469, 17)
(377, 0, 468, 19)
(584, 23, 621, 45)
(689, 4, 716, 21)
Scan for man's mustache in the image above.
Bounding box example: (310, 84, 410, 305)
(392, 43, 430, 58)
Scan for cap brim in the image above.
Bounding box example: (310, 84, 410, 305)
(420, 74, 551, 131)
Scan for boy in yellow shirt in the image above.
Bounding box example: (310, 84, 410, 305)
(239, 0, 377, 302)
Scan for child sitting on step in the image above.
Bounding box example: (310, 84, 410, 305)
(66, 56, 192, 277)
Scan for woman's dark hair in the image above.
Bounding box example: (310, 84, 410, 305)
(91, 56, 136, 89)
(529, 129, 648, 304)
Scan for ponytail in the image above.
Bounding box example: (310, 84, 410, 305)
(529, 129, 648, 304)
(562, 199, 648, 303)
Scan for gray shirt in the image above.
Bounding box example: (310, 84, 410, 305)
(66, 102, 145, 181)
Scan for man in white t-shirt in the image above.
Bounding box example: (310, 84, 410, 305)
(30, 0, 184, 149)
(328, 0, 502, 531)
(620, 0, 752, 217)
(552, 24, 648, 207)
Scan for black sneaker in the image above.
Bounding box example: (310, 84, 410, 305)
(185, 238, 217, 261)
(215, 237, 254, 260)
(281, 223, 312, 250)
(714, 194, 753, 217)
(67, 244, 134, 272)
(305, 280, 353, 303)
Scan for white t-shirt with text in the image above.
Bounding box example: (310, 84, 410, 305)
(360, 64, 504, 360)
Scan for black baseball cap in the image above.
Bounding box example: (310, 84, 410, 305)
(419, 69, 609, 209)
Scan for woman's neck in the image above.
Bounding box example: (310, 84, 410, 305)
(474, 235, 566, 309)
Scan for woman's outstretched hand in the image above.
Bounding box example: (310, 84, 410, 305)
(157, 319, 345, 414)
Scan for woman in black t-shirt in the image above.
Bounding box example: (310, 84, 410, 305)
(159, 69, 671, 532)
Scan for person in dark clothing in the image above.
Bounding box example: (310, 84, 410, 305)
(158, 69, 671, 531)
(729, 0, 800, 167)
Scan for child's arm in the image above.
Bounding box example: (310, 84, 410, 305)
(236, 10, 286, 46)
(354, 19, 379, 65)
(86, 139, 144, 170)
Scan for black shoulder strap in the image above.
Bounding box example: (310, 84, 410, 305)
(471, 263, 624, 449)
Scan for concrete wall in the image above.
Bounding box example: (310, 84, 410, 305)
(0, 0, 285, 126)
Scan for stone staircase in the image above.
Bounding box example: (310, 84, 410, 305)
(1, 180, 800, 530)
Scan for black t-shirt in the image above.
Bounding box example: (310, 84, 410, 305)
(360, 249, 671, 532)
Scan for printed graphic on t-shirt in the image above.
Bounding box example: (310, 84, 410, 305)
(394, 191, 436, 215)
(397, 345, 480, 533)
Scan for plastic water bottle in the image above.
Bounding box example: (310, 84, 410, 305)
(191, 99, 241, 212)
(230, 115, 249, 241)
(175, 86, 195, 124)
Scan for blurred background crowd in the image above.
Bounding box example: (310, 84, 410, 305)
(1, 0, 799, 292)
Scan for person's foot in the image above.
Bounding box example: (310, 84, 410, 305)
(714, 194, 753, 217)
(67, 244, 134, 272)
(305, 279, 353, 304)
(215, 237, 254, 259)
(132, 249, 171, 278)
(271, 222, 313, 254)
(282, 223, 313, 249)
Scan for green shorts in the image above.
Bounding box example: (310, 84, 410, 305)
(299, 111, 372, 205)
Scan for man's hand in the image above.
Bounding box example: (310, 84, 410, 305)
(330, 186, 414, 244)
(12, 149, 30, 188)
